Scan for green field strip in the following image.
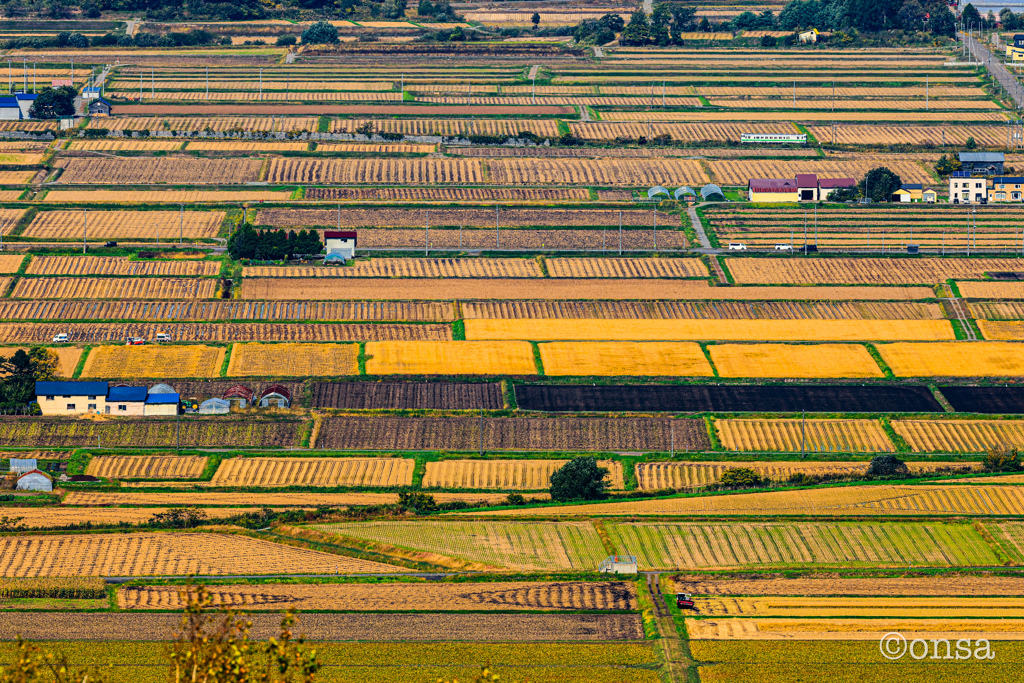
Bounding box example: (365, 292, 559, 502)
(71, 345, 91, 378)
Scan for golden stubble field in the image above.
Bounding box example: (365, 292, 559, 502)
(81, 345, 226, 378)
(226, 342, 359, 377)
(708, 343, 884, 378)
(364, 341, 537, 375)
(877, 342, 1024, 376)
(538, 341, 714, 376)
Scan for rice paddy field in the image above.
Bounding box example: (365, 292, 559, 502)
(7, 39, 1024, 683)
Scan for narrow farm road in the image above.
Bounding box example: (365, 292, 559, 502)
(687, 206, 713, 249)
(961, 31, 1024, 109)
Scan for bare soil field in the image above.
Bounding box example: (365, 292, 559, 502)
(311, 381, 503, 409)
(118, 581, 637, 611)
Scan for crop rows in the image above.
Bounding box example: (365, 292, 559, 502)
(635, 461, 966, 490)
(545, 258, 707, 278)
(66, 139, 183, 151)
(715, 419, 895, 453)
(303, 187, 590, 202)
(806, 124, 1014, 146)
(422, 459, 624, 490)
(891, 419, 1024, 452)
(0, 532, 397, 577)
(22, 211, 225, 240)
(601, 110, 1006, 122)
(85, 455, 208, 479)
(43, 189, 292, 203)
(0, 300, 454, 322)
(210, 456, 414, 487)
(26, 256, 219, 276)
(673, 574, 1012, 596)
(538, 341, 713, 376)
(226, 342, 359, 376)
(265, 158, 484, 184)
(701, 85, 984, 97)
(460, 301, 941, 321)
(244, 258, 544, 278)
(709, 159, 932, 185)
(311, 381, 502, 410)
(119, 581, 636, 612)
(420, 96, 703, 106)
(315, 143, 435, 153)
(284, 228, 687, 251)
(708, 98, 997, 110)
(316, 416, 710, 452)
(0, 418, 304, 448)
(692, 595, 1024, 618)
(568, 121, 797, 141)
(80, 345, 226, 378)
(329, 118, 561, 137)
(113, 91, 404, 102)
(255, 208, 660, 228)
(12, 278, 217, 300)
(0, 322, 450, 343)
(55, 158, 262, 184)
(0, 209, 27, 236)
(116, 80, 393, 90)
(722, 257, 1019, 285)
(488, 158, 708, 186)
(89, 117, 319, 132)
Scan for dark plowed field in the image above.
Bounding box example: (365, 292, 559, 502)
(312, 382, 503, 410)
(316, 416, 709, 452)
(514, 384, 944, 413)
(938, 385, 1024, 414)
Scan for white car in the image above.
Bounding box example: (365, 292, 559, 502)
(51, 333, 69, 343)
(727, 243, 747, 251)
(774, 244, 792, 251)
(155, 333, 172, 343)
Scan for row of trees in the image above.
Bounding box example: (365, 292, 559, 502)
(0, 349, 57, 412)
(227, 225, 324, 261)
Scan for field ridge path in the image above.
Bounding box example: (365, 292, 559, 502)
(687, 206, 713, 249)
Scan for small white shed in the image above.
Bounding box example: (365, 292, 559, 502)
(9, 458, 37, 474)
(598, 555, 638, 574)
(199, 398, 230, 414)
(324, 231, 357, 260)
(16, 470, 53, 492)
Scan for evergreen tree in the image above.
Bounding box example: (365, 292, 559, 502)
(619, 8, 651, 46)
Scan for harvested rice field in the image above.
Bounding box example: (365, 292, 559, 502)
(11, 278, 217, 300)
(959, 281, 1024, 299)
(686, 617, 1024, 640)
(636, 461, 968, 490)
(544, 258, 707, 278)
(538, 341, 714, 376)
(708, 343, 884, 378)
(42, 189, 293, 203)
(226, 342, 359, 377)
(725, 257, 1019, 285)
(0, 532, 406, 576)
(118, 581, 638, 611)
(0, 209, 27, 236)
(461, 301, 942, 321)
(0, 346, 81, 377)
(0, 255, 24, 273)
(422, 459, 625, 490)
(80, 345, 226, 378)
(85, 455, 208, 479)
(465, 319, 954, 342)
(672, 574, 1020, 596)
(243, 258, 544, 279)
(892, 419, 1024, 452)
(25, 256, 219, 277)
(876, 342, 1024, 377)
(714, 419, 895, 453)
(21, 211, 225, 240)
(209, 457, 414, 488)
(690, 596, 1024, 618)
(364, 341, 537, 375)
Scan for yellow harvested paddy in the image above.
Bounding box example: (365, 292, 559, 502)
(464, 319, 954, 342)
(715, 419, 895, 453)
(709, 344, 884, 378)
(364, 341, 536, 375)
(81, 345, 225, 378)
(538, 342, 714, 376)
(892, 419, 1024, 452)
(227, 343, 359, 377)
(876, 342, 1024, 376)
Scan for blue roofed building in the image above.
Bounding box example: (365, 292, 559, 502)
(15, 93, 36, 119)
(144, 392, 180, 416)
(35, 381, 109, 415)
(107, 385, 148, 415)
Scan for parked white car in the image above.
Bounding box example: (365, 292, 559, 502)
(774, 244, 792, 251)
(728, 243, 747, 251)
(51, 333, 69, 343)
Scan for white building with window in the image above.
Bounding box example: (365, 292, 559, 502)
(34, 381, 109, 416)
(948, 174, 988, 204)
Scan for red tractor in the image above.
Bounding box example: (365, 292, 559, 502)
(676, 593, 697, 611)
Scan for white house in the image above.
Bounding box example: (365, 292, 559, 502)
(106, 385, 147, 416)
(35, 381, 109, 416)
(324, 231, 357, 261)
(949, 173, 988, 204)
(16, 469, 52, 492)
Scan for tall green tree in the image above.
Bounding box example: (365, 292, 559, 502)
(619, 8, 651, 46)
(858, 166, 903, 202)
(550, 456, 609, 501)
(28, 86, 75, 120)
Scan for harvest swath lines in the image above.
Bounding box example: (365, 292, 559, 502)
(715, 419, 895, 453)
(0, 171, 37, 184)
(210, 457, 414, 488)
(315, 143, 435, 154)
(0, 417, 303, 448)
(318, 520, 608, 571)
(265, 158, 485, 184)
(329, 118, 561, 138)
(12, 278, 217, 300)
(877, 342, 1024, 377)
(686, 617, 1024, 640)
(460, 301, 943, 320)
(0, 209, 26, 236)
(635, 461, 968, 490)
(723, 257, 1020, 285)
(90, 117, 319, 133)
(807, 124, 1015, 147)
(707, 159, 932, 186)
(364, 341, 537, 375)
(892, 420, 1024, 452)
(692, 595, 1024, 618)
(598, 110, 1006, 122)
(487, 158, 709, 187)
(422, 459, 625, 490)
(465, 319, 954, 341)
(303, 187, 590, 202)
(708, 98, 998, 110)
(545, 258, 708, 278)
(244, 259, 543, 278)
(226, 342, 359, 377)
(708, 344, 884, 378)
(26, 256, 219, 276)
(22, 211, 225, 240)
(539, 342, 714, 376)
(43, 190, 293, 203)
(256, 208, 659, 228)
(80, 345, 225, 378)
(0, 533, 404, 576)
(119, 581, 637, 612)
(85, 455, 208, 479)
(66, 139, 183, 151)
(55, 158, 262, 184)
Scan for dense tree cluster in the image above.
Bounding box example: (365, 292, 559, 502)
(227, 225, 323, 261)
(0, 349, 56, 411)
(28, 86, 76, 120)
(777, 0, 956, 35)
